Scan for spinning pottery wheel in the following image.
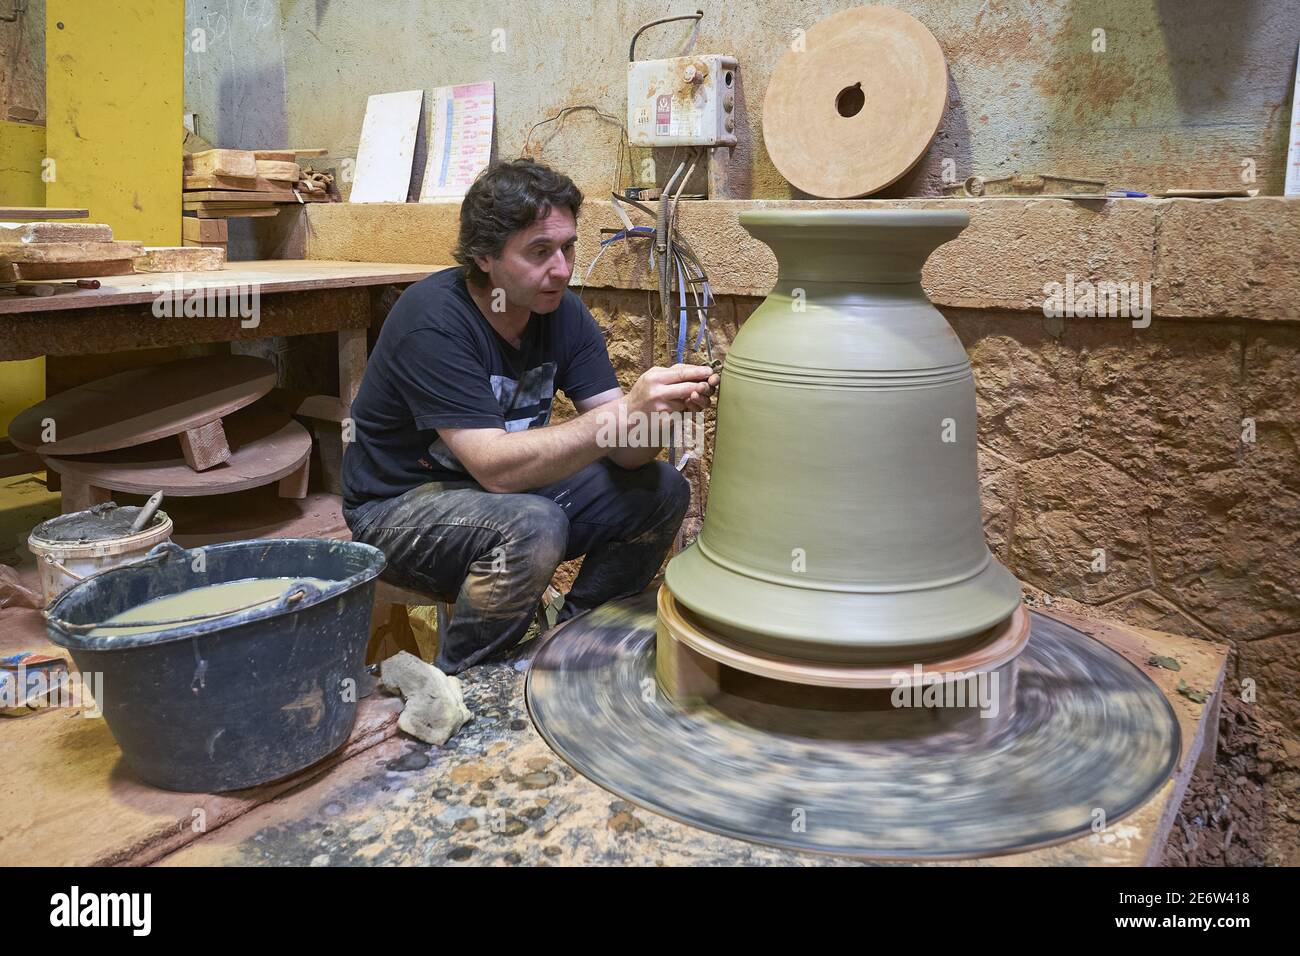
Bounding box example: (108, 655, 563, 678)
(527, 210, 1181, 858)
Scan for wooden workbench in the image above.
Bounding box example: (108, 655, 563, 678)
(0, 260, 443, 483)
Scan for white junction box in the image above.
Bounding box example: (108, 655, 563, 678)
(627, 54, 739, 147)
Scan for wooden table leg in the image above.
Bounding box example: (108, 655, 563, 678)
(59, 474, 111, 514)
(277, 457, 310, 499)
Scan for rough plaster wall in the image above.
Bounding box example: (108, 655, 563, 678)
(184, 0, 288, 148)
(0, 0, 44, 122)
(181, 0, 1300, 197)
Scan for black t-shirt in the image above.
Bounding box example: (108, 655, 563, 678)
(341, 268, 619, 509)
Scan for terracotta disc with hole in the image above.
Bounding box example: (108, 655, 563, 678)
(763, 6, 948, 198)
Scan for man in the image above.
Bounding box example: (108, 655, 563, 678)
(341, 159, 719, 675)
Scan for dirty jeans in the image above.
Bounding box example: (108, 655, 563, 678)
(342, 459, 690, 675)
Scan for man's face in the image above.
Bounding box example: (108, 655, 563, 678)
(474, 205, 577, 314)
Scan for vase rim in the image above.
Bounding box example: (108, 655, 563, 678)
(738, 208, 970, 232)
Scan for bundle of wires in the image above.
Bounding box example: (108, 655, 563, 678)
(577, 151, 718, 470)
(578, 151, 717, 369)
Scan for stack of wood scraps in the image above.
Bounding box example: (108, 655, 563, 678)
(0, 220, 143, 284)
(182, 147, 331, 220)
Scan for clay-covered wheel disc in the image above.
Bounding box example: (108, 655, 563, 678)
(763, 6, 948, 198)
(526, 591, 1182, 860)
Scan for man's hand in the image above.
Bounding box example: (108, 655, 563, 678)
(622, 363, 720, 418)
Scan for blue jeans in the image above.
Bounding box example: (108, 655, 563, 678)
(342, 459, 690, 674)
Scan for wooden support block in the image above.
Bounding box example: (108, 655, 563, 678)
(0, 222, 113, 243)
(182, 239, 229, 249)
(655, 622, 721, 706)
(134, 246, 226, 273)
(59, 475, 112, 514)
(182, 218, 228, 242)
(185, 149, 257, 179)
(277, 456, 310, 499)
(1, 259, 136, 281)
(179, 419, 231, 472)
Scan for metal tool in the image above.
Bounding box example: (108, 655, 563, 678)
(944, 172, 1107, 199)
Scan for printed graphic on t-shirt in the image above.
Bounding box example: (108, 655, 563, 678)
(425, 362, 557, 473)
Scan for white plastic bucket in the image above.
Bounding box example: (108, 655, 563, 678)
(27, 511, 173, 607)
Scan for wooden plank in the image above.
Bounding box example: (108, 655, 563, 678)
(1, 259, 135, 282)
(0, 240, 143, 263)
(0, 222, 113, 242)
(182, 239, 229, 248)
(0, 260, 440, 318)
(184, 148, 257, 179)
(183, 173, 265, 191)
(183, 188, 299, 203)
(253, 150, 295, 162)
(43, 410, 312, 498)
(256, 160, 300, 182)
(181, 217, 228, 242)
(133, 246, 226, 272)
(0, 207, 89, 220)
(184, 205, 280, 219)
(254, 147, 328, 158)
(350, 89, 423, 203)
(8, 354, 277, 455)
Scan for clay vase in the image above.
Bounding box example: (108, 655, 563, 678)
(663, 209, 1021, 665)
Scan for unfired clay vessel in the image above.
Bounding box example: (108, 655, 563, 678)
(664, 209, 1021, 665)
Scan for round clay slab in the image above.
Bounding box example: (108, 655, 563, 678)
(763, 6, 948, 197)
(527, 591, 1181, 860)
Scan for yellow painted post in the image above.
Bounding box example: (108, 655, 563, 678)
(45, 0, 183, 245)
(0, 120, 48, 436)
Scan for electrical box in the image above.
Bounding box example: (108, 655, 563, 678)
(627, 55, 738, 147)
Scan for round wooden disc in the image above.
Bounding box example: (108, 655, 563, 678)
(763, 6, 948, 198)
(41, 405, 310, 497)
(8, 355, 276, 455)
(659, 586, 1031, 689)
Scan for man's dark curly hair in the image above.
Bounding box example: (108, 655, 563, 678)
(453, 159, 584, 285)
